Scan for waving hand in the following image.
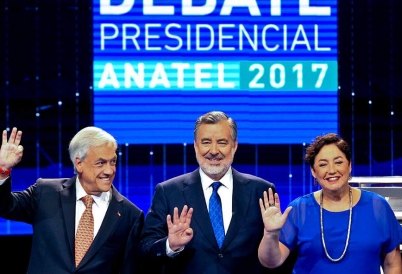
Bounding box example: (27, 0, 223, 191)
(167, 205, 194, 251)
(259, 188, 292, 233)
(0, 127, 24, 171)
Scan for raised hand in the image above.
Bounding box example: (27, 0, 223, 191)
(259, 188, 292, 233)
(167, 205, 194, 251)
(0, 127, 24, 170)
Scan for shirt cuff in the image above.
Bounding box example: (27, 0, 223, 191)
(166, 238, 184, 257)
(0, 176, 9, 185)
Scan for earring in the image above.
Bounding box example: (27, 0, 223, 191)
(314, 178, 317, 186)
(348, 175, 352, 181)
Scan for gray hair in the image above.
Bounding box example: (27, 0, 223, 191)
(193, 111, 238, 142)
(69, 126, 117, 174)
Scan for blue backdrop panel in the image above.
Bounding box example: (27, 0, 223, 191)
(93, 0, 338, 144)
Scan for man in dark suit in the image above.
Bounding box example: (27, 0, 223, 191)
(0, 126, 144, 273)
(140, 111, 289, 273)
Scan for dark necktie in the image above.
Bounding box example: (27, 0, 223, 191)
(75, 195, 94, 267)
(209, 182, 225, 248)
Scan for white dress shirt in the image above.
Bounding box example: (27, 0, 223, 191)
(75, 178, 111, 238)
(200, 167, 233, 233)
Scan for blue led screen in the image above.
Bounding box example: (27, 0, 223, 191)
(93, 0, 338, 144)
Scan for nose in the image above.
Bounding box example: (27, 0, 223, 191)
(327, 163, 336, 174)
(210, 143, 219, 154)
(103, 162, 115, 174)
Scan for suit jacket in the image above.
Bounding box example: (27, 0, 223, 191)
(0, 176, 144, 274)
(140, 168, 290, 274)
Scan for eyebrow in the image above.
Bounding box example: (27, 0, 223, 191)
(318, 156, 343, 162)
(95, 157, 117, 161)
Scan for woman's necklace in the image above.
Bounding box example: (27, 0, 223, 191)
(320, 187, 353, 262)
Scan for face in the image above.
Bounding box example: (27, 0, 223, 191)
(194, 120, 238, 181)
(311, 143, 351, 192)
(75, 144, 117, 195)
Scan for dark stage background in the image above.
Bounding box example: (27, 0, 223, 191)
(1, 0, 402, 272)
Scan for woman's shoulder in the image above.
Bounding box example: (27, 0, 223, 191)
(359, 189, 388, 203)
(358, 189, 396, 213)
(289, 192, 317, 208)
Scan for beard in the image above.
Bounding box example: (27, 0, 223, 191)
(197, 154, 233, 179)
(201, 163, 228, 176)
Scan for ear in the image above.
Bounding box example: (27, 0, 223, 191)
(233, 140, 238, 152)
(310, 167, 316, 178)
(75, 157, 83, 173)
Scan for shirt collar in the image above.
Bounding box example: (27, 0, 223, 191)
(75, 177, 111, 204)
(200, 167, 233, 191)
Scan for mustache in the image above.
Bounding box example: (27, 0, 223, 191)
(205, 154, 224, 160)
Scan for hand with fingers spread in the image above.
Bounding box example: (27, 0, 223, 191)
(259, 188, 292, 234)
(258, 188, 293, 269)
(0, 127, 24, 172)
(167, 205, 194, 251)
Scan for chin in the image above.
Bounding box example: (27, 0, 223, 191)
(101, 183, 112, 190)
(100, 187, 111, 193)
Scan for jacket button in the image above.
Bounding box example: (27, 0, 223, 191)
(218, 254, 223, 258)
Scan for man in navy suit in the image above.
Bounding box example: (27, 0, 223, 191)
(0, 126, 144, 273)
(140, 111, 290, 273)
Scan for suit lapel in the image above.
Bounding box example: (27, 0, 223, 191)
(182, 170, 218, 248)
(221, 169, 250, 249)
(59, 176, 78, 261)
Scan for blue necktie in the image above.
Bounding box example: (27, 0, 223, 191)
(209, 182, 225, 248)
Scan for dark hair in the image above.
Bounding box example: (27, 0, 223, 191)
(193, 111, 237, 142)
(304, 133, 351, 167)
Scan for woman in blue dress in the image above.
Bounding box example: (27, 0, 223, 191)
(258, 133, 402, 274)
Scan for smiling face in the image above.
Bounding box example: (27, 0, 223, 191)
(311, 143, 352, 192)
(75, 144, 117, 195)
(194, 120, 238, 181)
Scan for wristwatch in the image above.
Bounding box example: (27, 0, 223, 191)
(0, 167, 11, 176)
